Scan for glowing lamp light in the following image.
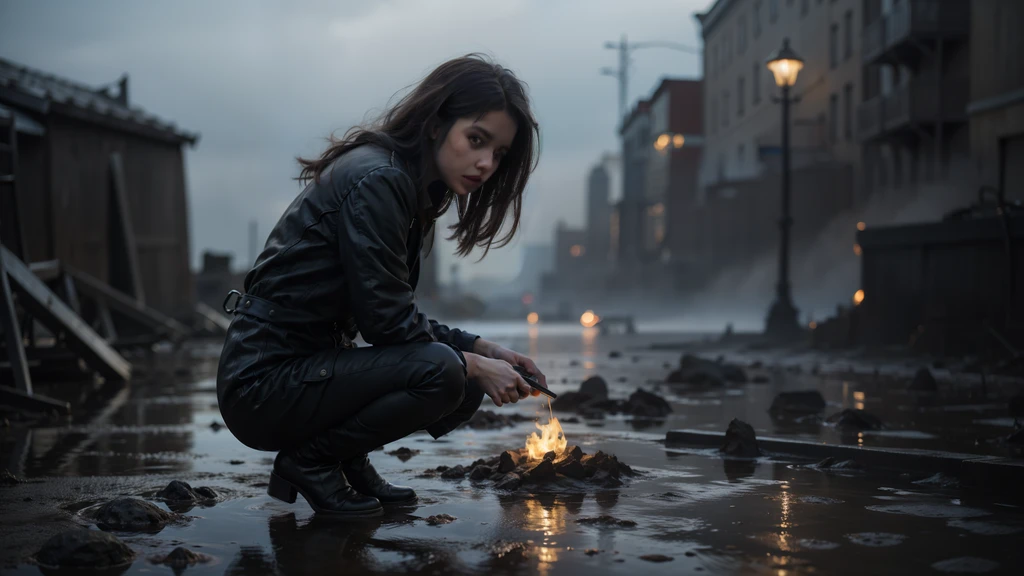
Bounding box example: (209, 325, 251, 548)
(853, 243, 863, 256)
(580, 310, 600, 328)
(853, 289, 865, 306)
(809, 321, 817, 330)
(653, 133, 671, 151)
(857, 221, 867, 231)
(765, 38, 804, 88)
(526, 312, 539, 325)
(570, 244, 585, 257)
(672, 134, 685, 148)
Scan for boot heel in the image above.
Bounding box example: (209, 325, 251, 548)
(268, 472, 297, 503)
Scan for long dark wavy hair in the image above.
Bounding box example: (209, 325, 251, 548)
(297, 54, 539, 258)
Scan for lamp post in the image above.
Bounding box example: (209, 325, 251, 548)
(764, 38, 804, 340)
(601, 35, 700, 126)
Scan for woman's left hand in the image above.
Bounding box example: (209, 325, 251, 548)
(475, 339, 547, 395)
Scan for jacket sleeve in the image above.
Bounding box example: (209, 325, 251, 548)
(337, 167, 435, 346)
(428, 319, 480, 353)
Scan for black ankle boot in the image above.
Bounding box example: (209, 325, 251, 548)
(268, 448, 383, 517)
(342, 454, 417, 505)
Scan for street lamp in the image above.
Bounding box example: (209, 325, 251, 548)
(601, 35, 700, 127)
(764, 37, 804, 340)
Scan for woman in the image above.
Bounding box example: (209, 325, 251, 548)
(216, 54, 545, 518)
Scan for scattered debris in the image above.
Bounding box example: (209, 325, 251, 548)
(428, 446, 636, 491)
(35, 529, 135, 569)
(930, 557, 1000, 573)
(609, 351, 622, 358)
(909, 368, 938, 391)
(156, 480, 218, 502)
(720, 419, 760, 457)
(577, 515, 637, 527)
(386, 447, 421, 461)
(639, 554, 674, 562)
(551, 379, 671, 418)
(150, 546, 212, 569)
(209, 421, 223, 431)
(769, 391, 826, 414)
(93, 497, 176, 531)
(425, 514, 457, 526)
(584, 548, 601, 555)
(811, 457, 864, 471)
(666, 354, 747, 386)
(1, 469, 26, 486)
(462, 410, 533, 430)
(912, 473, 960, 488)
(826, 409, 883, 432)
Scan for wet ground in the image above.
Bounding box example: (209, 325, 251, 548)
(2, 325, 1022, 574)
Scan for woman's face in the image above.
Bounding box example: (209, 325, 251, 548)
(435, 110, 517, 196)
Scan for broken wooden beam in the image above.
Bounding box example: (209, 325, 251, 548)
(0, 385, 70, 415)
(2, 246, 131, 383)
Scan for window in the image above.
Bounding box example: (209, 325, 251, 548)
(738, 77, 745, 117)
(753, 62, 761, 104)
(829, 24, 839, 69)
(801, 0, 809, 16)
(753, 1, 762, 37)
(829, 93, 839, 143)
(844, 83, 854, 141)
(843, 10, 853, 61)
(722, 91, 730, 127)
(770, 0, 779, 23)
(738, 16, 747, 54)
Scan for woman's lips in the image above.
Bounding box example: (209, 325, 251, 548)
(463, 175, 481, 185)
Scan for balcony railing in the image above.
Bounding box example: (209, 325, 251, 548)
(861, 0, 969, 63)
(857, 74, 967, 141)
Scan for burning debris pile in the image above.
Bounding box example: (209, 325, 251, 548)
(422, 415, 637, 490)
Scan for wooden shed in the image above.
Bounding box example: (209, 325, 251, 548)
(0, 57, 198, 321)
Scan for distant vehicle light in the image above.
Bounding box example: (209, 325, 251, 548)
(580, 310, 600, 328)
(527, 312, 539, 325)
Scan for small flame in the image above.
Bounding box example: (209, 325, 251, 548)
(525, 400, 567, 460)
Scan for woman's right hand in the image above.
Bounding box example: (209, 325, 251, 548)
(466, 354, 533, 407)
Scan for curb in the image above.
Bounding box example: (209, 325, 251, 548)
(665, 429, 1024, 495)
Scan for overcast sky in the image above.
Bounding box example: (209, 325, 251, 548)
(0, 0, 706, 280)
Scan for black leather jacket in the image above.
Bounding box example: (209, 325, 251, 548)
(218, 144, 478, 403)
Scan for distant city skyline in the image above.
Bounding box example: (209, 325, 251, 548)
(0, 0, 706, 280)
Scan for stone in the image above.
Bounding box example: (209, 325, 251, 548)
(463, 410, 533, 430)
(551, 391, 592, 412)
(498, 450, 521, 473)
(524, 459, 555, 483)
(665, 354, 730, 386)
(209, 421, 223, 431)
(425, 514, 457, 526)
(609, 350, 622, 358)
(386, 447, 420, 461)
(814, 457, 864, 470)
(577, 515, 637, 528)
(580, 376, 609, 399)
(769, 391, 827, 414)
(720, 418, 760, 457)
(554, 458, 586, 480)
(440, 465, 467, 479)
(495, 472, 522, 491)
(543, 451, 557, 462)
(826, 409, 883, 431)
(156, 480, 217, 502)
(36, 529, 135, 569)
(584, 548, 601, 556)
(561, 445, 584, 462)
(592, 469, 624, 487)
(909, 368, 938, 391)
(640, 554, 674, 562)
(150, 546, 211, 569)
(470, 465, 493, 481)
(622, 389, 672, 417)
(94, 497, 175, 531)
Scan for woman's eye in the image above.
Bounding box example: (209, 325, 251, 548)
(469, 135, 482, 146)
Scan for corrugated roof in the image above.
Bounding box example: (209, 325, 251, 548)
(0, 57, 198, 145)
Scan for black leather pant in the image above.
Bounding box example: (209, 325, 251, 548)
(218, 329, 484, 461)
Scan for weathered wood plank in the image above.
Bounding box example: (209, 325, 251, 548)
(108, 153, 145, 305)
(2, 246, 130, 382)
(0, 247, 32, 395)
(0, 385, 70, 415)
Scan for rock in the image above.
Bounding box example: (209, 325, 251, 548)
(769, 391, 827, 414)
(94, 498, 175, 531)
(561, 445, 584, 462)
(524, 459, 555, 483)
(577, 515, 637, 528)
(609, 351, 622, 358)
(554, 458, 586, 480)
(498, 450, 521, 473)
(425, 514, 457, 526)
(470, 465, 493, 481)
(665, 354, 744, 386)
(720, 419, 760, 457)
(463, 410, 532, 430)
(543, 451, 557, 461)
(569, 360, 580, 367)
(1008, 395, 1024, 418)
(622, 388, 672, 417)
(720, 363, 748, 383)
(386, 447, 421, 461)
(584, 548, 600, 556)
(826, 409, 883, 431)
(814, 457, 864, 470)
(36, 529, 136, 569)
(909, 368, 938, 391)
(156, 480, 217, 502)
(209, 421, 223, 431)
(229, 460, 245, 465)
(551, 391, 592, 412)
(579, 376, 609, 399)
(1, 469, 25, 486)
(440, 465, 467, 479)
(150, 546, 211, 569)
(640, 554, 674, 562)
(591, 469, 624, 487)
(495, 473, 522, 491)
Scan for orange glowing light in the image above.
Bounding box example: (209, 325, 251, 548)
(654, 133, 670, 151)
(853, 243, 862, 256)
(570, 244, 585, 257)
(853, 289, 865, 306)
(527, 312, 539, 325)
(525, 415, 567, 460)
(672, 134, 685, 148)
(857, 221, 866, 231)
(579, 310, 599, 328)
(808, 321, 817, 330)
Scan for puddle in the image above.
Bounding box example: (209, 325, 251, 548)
(845, 532, 907, 547)
(865, 503, 990, 519)
(947, 518, 1024, 535)
(931, 557, 1001, 573)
